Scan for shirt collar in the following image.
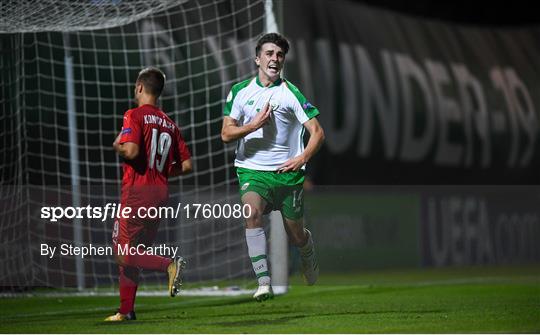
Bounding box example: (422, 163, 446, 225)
(256, 76, 283, 88)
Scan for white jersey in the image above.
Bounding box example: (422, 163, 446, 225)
(224, 76, 320, 171)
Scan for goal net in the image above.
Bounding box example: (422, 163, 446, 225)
(0, 0, 270, 292)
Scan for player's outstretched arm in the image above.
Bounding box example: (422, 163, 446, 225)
(277, 117, 325, 173)
(221, 102, 271, 143)
(113, 132, 139, 160)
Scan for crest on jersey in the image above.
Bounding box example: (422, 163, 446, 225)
(269, 98, 280, 111)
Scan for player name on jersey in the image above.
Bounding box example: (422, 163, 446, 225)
(143, 114, 175, 131)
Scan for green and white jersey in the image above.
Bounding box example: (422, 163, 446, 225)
(223, 76, 320, 171)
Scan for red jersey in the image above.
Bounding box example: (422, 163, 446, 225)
(119, 104, 190, 208)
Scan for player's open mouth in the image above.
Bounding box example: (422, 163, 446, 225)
(268, 64, 279, 72)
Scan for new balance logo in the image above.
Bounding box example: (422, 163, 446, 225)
(246, 100, 254, 105)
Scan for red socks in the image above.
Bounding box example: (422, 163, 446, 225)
(118, 254, 172, 314)
(118, 266, 139, 314)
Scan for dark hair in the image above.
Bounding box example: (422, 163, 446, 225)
(255, 33, 289, 56)
(136, 67, 165, 97)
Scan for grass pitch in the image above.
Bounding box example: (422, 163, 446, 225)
(1, 265, 539, 333)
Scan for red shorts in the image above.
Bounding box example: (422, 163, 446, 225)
(112, 217, 160, 251)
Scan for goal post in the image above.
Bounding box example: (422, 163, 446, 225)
(263, 0, 289, 296)
(63, 34, 84, 290)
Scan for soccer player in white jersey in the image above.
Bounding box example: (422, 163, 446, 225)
(221, 33, 325, 301)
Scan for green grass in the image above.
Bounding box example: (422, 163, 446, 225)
(1, 265, 539, 333)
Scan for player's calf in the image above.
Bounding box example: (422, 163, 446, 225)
(299, 229, 319, 285)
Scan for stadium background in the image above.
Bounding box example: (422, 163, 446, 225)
(0, 0, 539, 300)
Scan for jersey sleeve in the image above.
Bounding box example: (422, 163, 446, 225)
(119, 109, 142, 146)
(223, 89, 243, 120)
(173, 127, 191, 163)
(286, 81, 320, 124)
(223, 79, 251, 120)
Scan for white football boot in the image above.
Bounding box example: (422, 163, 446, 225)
(253, 285, 274, 302)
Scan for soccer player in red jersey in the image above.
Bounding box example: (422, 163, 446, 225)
(105, 67, 192, 322)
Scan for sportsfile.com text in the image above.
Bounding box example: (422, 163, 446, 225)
(41, 203, 252, 222)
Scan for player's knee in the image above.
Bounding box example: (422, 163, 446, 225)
(245, 205, 263, 227)
(288, 232, 303, 246)
(288, 225, 308, 247)
(114, 253, 127, 266)
(246, 203, 263, 219)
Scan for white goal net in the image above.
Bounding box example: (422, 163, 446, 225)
(0, 0, 270, 291)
